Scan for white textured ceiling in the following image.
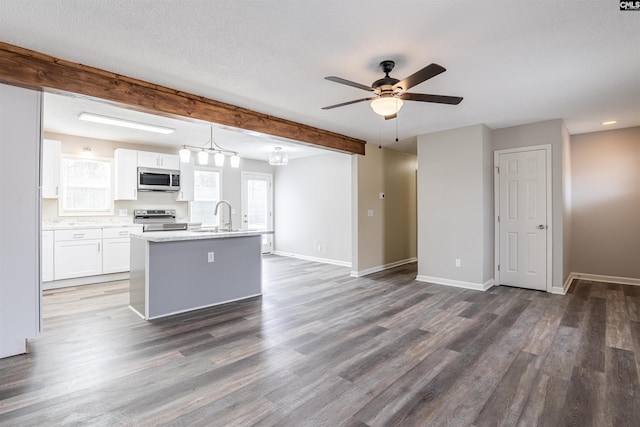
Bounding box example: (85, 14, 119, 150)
(2, 1, 639, 155)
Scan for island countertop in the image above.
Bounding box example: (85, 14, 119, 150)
(130, 229, 274, 243)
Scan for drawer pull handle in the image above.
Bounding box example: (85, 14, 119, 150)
(73, 233, 84, 238)
(119, 231, 129, 235)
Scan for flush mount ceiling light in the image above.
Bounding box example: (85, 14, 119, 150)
(78, 112, 175, 134)
(269, 147, 288, 166)
(602, 120, 617, 126)
(179, 126, 240, 168)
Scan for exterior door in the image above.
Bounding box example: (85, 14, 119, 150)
(242, 172, 273, 253)
(497, 148, 548, 291)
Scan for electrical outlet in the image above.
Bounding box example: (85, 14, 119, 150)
(118, 209, 128, 217)
(208, 252, 215, 263)
(455, 259, 461, 267)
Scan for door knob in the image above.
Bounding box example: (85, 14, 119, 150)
(537, 224, 546, 230)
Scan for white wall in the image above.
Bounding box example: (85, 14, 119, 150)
(416, 125, 493, 289)
(274, 153, 351, 265)
(0, 83, 41, 358)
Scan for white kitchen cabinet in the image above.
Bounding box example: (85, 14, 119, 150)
(41, 230, 54, 282)
(114, 148, 138, 200)
(42, 139, 61, 198)
(176, 157, 194, 201)
(102, 226, 142, 274)
(137, 151, 179, 170)
(53, 229, 102, 280)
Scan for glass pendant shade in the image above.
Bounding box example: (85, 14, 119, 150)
(230, 154, 240, 168)
(214, 152, 225, 167)
(179, 147, 191, 163)
(370, 96, 403, 116)
(269, 147, 288, 165)
(197, 150, 208, 165)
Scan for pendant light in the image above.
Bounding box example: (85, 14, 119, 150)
(269, 147, 288, 165)
(178, 126, 241, 168)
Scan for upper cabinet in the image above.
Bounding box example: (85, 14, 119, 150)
(114, 148, 138, 200)
(176, 157, 194, 201)
(137, 151, 179, 170)
(42, 139, 61, 199)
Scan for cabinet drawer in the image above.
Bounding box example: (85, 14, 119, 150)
(54, 228, 102, 241)
(103, 226, 142, 239)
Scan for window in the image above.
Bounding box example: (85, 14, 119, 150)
(189, 168, 222, 226)
(60, 155, 112, 216)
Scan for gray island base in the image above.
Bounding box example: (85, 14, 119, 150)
(129, 230, 268, 320)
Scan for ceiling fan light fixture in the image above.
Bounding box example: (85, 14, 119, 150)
(370, 97, 403, 116)
(269, 147, 288, 166)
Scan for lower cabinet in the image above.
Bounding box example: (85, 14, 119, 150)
(49, 226, 142, 282)
(54, 228, 103, 280)
(42, 230, 54, 282)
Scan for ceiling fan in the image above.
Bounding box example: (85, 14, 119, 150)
(322, 60, 463, 120)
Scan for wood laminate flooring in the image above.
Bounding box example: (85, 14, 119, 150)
(1, 256, 639, 426)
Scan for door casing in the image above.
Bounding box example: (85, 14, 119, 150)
(494, 144, 553, 292)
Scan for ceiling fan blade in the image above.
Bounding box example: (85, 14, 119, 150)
(384, 113, 397, 120)
(322, 97, 375, 110)
(325, 76, 374, 92)
(393, 63, 446, 92)
(399, 92, 463, 105)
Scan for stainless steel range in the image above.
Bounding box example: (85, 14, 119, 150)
(133, 209, 188, 232)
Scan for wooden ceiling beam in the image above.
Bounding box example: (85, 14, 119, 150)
(0, 42, 365, 155)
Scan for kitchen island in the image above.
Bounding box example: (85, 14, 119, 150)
(129, 229, 272, 320)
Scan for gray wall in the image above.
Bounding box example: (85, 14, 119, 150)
(417, 124, 493, 287)
(492, 119, 570, 290)
(0, 83, 41, 358)
(274, 153, 352, 265)
(570, 126, 640, 279)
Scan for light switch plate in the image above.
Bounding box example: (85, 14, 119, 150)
(367, 209, 374, 217)
(118, 209, 128, 217)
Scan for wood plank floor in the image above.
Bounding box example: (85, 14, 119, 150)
(1, 255, 639, 426)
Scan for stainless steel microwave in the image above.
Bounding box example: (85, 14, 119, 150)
(137, 167, 180, 192)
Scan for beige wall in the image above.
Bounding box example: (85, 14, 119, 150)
(417, 124, 493, 287)
(492, 119, 570, 291)
(352, 144, 417, 274)
(570, 126, 640, 279)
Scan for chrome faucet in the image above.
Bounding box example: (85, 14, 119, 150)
(214, 200, 233, 231)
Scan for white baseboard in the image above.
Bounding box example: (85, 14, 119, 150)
(415, 275, 494, 292)
(569, 272, 640, 287)
(43, 272, 130, 290)
(272, 251, 352, 268)
(350, 258, 417, 278)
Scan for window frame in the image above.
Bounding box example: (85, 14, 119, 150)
(58, 154, 114, 217)
(189, 166, 223, 227)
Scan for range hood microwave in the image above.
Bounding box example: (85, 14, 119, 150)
(137, 167, 180, 192)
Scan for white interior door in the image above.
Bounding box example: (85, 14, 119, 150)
(497, 148, 548, 291)
(242, 172, 273, 254)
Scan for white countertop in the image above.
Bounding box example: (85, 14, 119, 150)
(130, 229, 274, 242)
(42, 219, 140, 231)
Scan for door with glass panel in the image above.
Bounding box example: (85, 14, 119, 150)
(241, 172, 273, 253)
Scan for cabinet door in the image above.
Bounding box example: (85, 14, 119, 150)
(137, 151, 160, 168)
(102, 237, 131, 274)
(176, 157, 194, 201)
(41, 230, 54, 282)
(114, 148, 138, 200)
(54, 239, 102, 280)
(42, 139, 61, 199)
(158, 153, 180, 170)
